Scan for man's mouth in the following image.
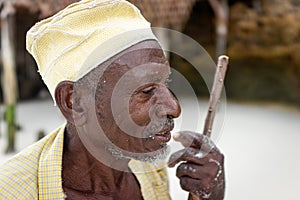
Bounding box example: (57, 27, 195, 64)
(153, 131, 172, 143)
(145, 118, 175, 143)
(151, 119, 174, 143)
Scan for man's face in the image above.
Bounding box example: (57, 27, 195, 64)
(91, 40, 181, 162)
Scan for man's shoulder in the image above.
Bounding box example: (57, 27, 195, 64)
(0, 124, 66, 199)
(0, 141, 43, 199)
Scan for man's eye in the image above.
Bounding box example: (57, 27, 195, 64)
(142, 86, 155, 94)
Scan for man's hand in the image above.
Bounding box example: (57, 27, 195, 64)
(168, 131, 225, 200)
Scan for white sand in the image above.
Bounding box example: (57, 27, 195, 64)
(0, 98, 299, 200)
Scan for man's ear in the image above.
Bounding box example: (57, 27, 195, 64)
(55, 81, 87, 126)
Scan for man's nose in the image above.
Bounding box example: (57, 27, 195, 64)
(156, 86, 181, 119)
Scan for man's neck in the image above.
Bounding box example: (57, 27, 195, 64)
(61, 123, 141, 198)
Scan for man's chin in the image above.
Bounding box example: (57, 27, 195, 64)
(130, 145, 170, 164)
(107, 144, 171, 164)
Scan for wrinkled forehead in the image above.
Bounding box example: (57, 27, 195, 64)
(76, 40, 170, 88)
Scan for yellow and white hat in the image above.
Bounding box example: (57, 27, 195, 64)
(26, 0, 157, 99)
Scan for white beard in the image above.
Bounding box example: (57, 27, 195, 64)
(106, 143, 170, 164)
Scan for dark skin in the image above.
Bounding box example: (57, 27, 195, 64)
(55, 40, 225, 199)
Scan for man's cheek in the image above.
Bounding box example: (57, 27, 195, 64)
(130, 109, 151, 126)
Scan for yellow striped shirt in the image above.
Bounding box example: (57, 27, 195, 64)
(0, 124, 170, 200)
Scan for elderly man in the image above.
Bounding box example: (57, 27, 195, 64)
(0, 0, 225, 199)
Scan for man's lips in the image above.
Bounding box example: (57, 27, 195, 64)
(152, 122, 174, 143)
(153, 131, 171, 143)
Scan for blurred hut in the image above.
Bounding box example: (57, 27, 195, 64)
(0, 0, 299, 104)
(129, 0, 196, 30)
(0, 0, 199, 100)
(227, 0, 300, 104)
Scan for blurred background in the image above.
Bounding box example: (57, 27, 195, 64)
(0, 0, 299, 199)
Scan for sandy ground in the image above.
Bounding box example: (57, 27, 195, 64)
(0, 98, 299, 200)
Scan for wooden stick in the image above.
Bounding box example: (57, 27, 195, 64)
(203, 55, 229, 137)
(190, 55, 229, 200)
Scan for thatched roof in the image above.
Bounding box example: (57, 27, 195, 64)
(7, 0, 196, 30)
(8, 0, 78, 18)
(129, 0, 196, 30)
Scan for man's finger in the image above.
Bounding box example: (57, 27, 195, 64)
(173, 131, 204, 148)
(179, 176, 203, 193)
(176, 162, 217, 180)
(167, 147, 208, 167)
(176, 163, 201, 179)
(173, 131, 216, 153)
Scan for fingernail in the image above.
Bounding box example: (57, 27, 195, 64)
(173, 133, 180, 139)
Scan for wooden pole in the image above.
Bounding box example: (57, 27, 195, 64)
(1, 1, 18, 153)
(208, 0, 229, 58)
(203, 55, 229, 137)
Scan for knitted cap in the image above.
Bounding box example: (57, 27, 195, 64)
(26, 0, 157, 99)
